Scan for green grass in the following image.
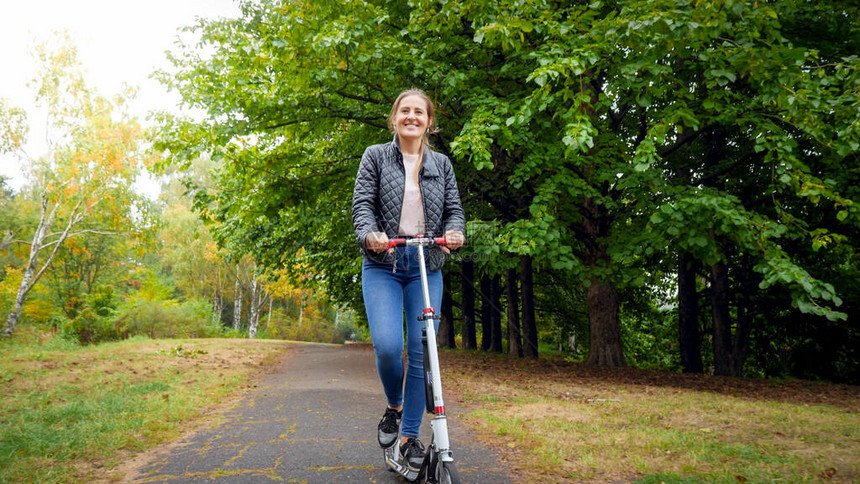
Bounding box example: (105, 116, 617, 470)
(465, 393, 857, 482)
(441, 351, 860, 484)
(0, 333, 289, 483)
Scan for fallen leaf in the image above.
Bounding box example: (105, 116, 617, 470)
(819, 467, 837, 479)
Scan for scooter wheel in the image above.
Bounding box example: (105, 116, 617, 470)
(436, 461, 461, 484)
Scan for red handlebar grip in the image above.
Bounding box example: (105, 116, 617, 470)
(385, 237, 447, 249)
(387, 238, 406, 249)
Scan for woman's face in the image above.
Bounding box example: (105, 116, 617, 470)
(393, 94, 431, 143)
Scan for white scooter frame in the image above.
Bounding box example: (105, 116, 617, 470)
(383, 237, 461, 484)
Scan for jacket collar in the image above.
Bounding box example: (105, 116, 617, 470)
(391, 135, 439, 177)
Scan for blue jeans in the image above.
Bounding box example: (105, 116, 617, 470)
(362, 246, 442, 439)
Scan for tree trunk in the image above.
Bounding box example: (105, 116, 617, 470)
(506, 267, 523, 357)
(4, 270, 34, 338)
(248, 277, 260, 338)
(4, 197, 63, 337)
(212, 263, 223, 324)
(490, 274, 503, 353)
(267, 296, 273, 332)
(678, 251, 703, 373)
(585, 274, 625, 366)
(252, 284, 268, 338)
(212, 291, 223, 324)
(710, 258, 737, 376)
(520, 255, 539, 358)
(439, 268, 456, 348)
(711, 253, 755, 377)
(734, 273, 752, 375)
(460, 260, 476, 350)
(571, 73, 624, 367)
(582, 195, 625, 367)
(233, 264, 243, 330)
(480, 274, 493, 351)
(4, 243, 43, 337)
(298, 291, 304, 334)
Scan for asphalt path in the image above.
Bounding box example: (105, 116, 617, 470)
(130, 341, 514, 483)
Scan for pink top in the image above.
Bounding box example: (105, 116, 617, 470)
(398, 153, 426, 236)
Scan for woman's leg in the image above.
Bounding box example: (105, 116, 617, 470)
(362, 259, 406, 408)
(400, 260, 442, 439)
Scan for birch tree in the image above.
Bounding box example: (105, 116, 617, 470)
(247, 269, 270, 339)
(232, 262, 243, 330)
(2, 33, 144, 337)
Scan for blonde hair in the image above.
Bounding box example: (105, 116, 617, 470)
(388, 88, 437, 148)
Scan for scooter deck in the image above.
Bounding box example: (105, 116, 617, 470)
(384, 444, 420, 482)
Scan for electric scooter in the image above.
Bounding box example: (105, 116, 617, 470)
(382, 236, 461, 484)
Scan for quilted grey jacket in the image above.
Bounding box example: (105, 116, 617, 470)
(352, 136, 466, 271)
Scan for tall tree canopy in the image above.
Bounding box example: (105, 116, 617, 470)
(153, 0, 858, 376)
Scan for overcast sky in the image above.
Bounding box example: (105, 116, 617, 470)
(0, 0, 241, 194)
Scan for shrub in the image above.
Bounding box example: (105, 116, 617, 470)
(117, 297, 221, 339)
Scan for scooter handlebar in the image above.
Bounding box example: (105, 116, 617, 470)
(387, 236, 447, 249)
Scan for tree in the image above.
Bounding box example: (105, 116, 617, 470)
(454, 0, 857, 371)
(505, 267, 523, 357)
(45, 229, 128, 319)
(460, 259, 477, 350)
(677, 251, 703, 373)
(2, 33, 145, 337)
(153, 0, 858, 376)
(247, 266, 270, 338)
(232, 262, 244, 330)
(155, 157, 230, 323)
(615, 0, 859, 375)
(438, 268, 456, 348)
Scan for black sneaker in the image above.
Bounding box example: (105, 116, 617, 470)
(378, 407, 401, 448)
(398, 437, 426, 472)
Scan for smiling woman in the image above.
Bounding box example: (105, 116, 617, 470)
(352, 88, 466, 478)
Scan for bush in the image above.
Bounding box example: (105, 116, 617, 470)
(66, 286, 122, 344)
(259, 307, 362, 344)
(117, 297, 222, 339)
(70, 311, 118, 344)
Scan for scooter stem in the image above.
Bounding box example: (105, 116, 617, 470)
(416, 244, 451, 454)
(416, 243, 433, 310)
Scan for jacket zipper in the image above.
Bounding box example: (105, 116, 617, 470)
(392, 149, 405, 274)
(418, 152, 432, 269)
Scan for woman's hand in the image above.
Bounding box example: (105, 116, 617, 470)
(441, 230, 464, 254)
(366, 231, 391, 253)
